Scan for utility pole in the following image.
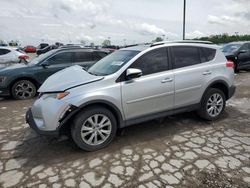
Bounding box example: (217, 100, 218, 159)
(183, 0, 186, 40)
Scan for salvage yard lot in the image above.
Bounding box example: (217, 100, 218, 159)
(0, 72, 250, 187)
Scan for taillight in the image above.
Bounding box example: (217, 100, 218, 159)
(18, 55, 29, 60)
(226, 60, 234, 69)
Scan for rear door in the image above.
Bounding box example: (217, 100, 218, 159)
(171, 46, 216, 108)
(36, 51, 74, 83)
(121, 47, 174, 120)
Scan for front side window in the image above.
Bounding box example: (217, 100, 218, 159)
(47, 52, 73, 65)
(130, 48, 169, 76)
(172, 46, 200, 69)
(88, 50, 139, 76)
(74, 52, 93, 62)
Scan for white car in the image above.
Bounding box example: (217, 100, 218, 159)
(0, 47, 29, 64)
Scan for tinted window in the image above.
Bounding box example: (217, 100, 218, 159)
(239, 44, 248, 51)
(172, 46, 200, 69)
(130, 48, 168, 76)
(0, 49, 11, 55)
(200, 47, 216, 62)
(47, 52, 73, 64)
(74, 52, 93, 62)
(93, 51, 108, 60)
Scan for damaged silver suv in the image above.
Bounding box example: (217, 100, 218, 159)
(26, 41, 236, 151)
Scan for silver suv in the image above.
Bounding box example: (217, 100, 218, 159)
(26, 41, 236, 151)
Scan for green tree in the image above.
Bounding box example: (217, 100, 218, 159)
(102, 39, 111, 47)
(153, 37, 164, 42)
(194, 34, 250, 44)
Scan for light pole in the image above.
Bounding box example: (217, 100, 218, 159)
(183, 0, 186, 40)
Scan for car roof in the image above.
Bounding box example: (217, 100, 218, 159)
(227, 41, 250, 45)
(56, 48, 109, 53)
(0, 46, 12, 50)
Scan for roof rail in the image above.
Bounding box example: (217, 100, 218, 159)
(124, 43, 152, 48)
(150, 40, 213, 47)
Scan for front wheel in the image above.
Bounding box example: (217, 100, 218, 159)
(71, 106, 117, 151)
(197, 88, 226, 121)
(11, 80, 37, 100)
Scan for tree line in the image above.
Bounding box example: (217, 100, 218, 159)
(193, 34, 250, 44)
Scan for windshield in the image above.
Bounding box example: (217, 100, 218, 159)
(28, 50, 57, 65)
(222, 44, 241, 53)
(88, 50, 140, 76)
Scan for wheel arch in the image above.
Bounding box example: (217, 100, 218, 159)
(202, 80, 230, 101)
(58, 100, 124, 136)
(9, 76, 40, 92)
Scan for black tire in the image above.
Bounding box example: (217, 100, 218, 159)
(11, 80, 36, 100)
(197, 88, 226, 121)
(71, 106, 117, 151)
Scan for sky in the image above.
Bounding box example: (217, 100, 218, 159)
(0, 0, 250, 46)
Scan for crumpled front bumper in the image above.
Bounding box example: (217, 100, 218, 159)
(26, 96, 71, 136)
(26, 108, 59, 136)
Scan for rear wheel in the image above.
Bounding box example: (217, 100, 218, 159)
(198, 88, 226, 120)
(71, 106, 117, 151)
(11, 80, 36, 100)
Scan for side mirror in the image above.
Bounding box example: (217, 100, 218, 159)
(238, 50, 247, 54)
(126, 68, 142, 80)
(41, 61, 50, 68)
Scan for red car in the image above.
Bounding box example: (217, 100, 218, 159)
(24, 46, 36, 53)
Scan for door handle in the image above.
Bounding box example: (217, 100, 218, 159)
(161, 78, 173, 83)
(203, 70, 212, 75)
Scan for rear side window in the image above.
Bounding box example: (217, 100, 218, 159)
(130, 48, 169, 76)
(0, 49, 11, 55)
(93, 51, 108, 61)
(172, 46, 200, 69)
(200, 48, 216, 63)
(74, 52, 93, 62)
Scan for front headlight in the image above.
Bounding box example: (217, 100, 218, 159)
(41, 92, 70, 100)
(0, 76, 7, 83)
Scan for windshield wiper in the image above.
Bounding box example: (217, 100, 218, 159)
(87, 71, 98, 76)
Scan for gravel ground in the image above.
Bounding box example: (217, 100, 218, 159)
(0, 71, 250, 187)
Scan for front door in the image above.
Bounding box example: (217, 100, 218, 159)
(121, 47, 174, 120)
(237, 43, 250, 69)
(36, 51, 74, 83)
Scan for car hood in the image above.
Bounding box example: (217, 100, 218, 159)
(38, 65, 104, 92)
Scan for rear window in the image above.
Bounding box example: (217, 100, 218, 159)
(200, 47, 216, 62)
(0, 49, 11, 55)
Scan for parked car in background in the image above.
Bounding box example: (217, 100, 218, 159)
(0, 47, 29, 64)
(37, 43, 49, 50)
(24, 46, 37, 53)
(0, 48, 109, 99)
(222, 41, 250, 72)
(102, 45, 120, 53)
(26, 41, 235, 151)
(37, 45, 58, 55)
